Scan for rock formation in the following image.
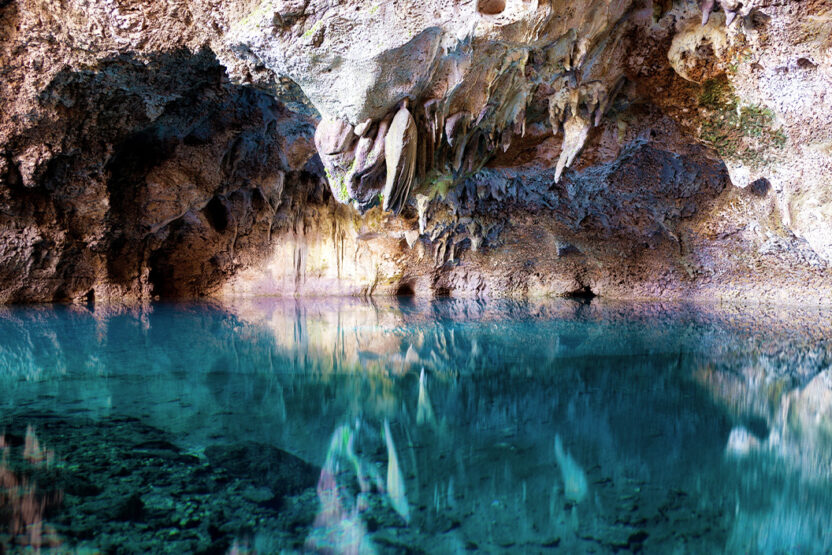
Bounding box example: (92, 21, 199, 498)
(1, 0, 831, 303)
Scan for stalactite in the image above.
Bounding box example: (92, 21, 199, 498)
(382, 101, 419, 215)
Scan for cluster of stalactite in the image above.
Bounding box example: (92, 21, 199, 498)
(547, 76, 626, 182)
(314, 55, 534, 215)
(699, 0, 758, 25)
(305, 0, 762, 223)
(315, 54, 628, 219)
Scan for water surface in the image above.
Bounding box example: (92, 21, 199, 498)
(1, 298, 831, 553)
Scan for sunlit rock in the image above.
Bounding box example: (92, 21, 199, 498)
(382, 102, 419, 215)
(1, 0, 832, 303)
(668, 14, 730, 83)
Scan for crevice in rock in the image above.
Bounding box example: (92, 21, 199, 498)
(147, 252, 170, 300)
(204, 196, 230, 233)
(564, 285, 597, 301)
(477, 0, 506, 16)
(395, 282, 415, 297)
(433, 286, 451, 298)
(748, 177, 770, 197)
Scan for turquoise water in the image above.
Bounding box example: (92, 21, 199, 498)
(1, 298, 831, 553)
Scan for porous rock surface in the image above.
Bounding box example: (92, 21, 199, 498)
(1, 0, 830, 303)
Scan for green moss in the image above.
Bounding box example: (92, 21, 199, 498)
(698, 76, 787, 165)
(303, 20, 323, 39)
(382, 271, 406, 285)
(698, 77, 733, 111)
(235, 1, 271, 30)
(419, 171, 454, 200)
(325, 165, 353, 204)
(369, 4, 380, 15)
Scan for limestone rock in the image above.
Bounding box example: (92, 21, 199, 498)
(0, 0, 831, 303)
(382, 103, 418, 215)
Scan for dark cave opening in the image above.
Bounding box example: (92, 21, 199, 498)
(147, 251, 174, 300)
(565, 285, 597, 301)
(478, 0, 506, 16)
(203, 196, 230, 233)
(395, 282, 415, 296)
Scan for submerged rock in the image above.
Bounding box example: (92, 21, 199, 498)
(204, 442, 319, 507)
(0, 412, 320, 553)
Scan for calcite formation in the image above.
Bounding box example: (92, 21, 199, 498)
(229, 0, 633, 209)
(1, 0, 831, 302)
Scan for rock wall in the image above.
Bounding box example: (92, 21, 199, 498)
(1, 0, 831, 303)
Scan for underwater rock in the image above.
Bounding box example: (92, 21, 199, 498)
(114, 493, 146, 522)
(0, 412, 320, 553)
(204, 442, 318, 506)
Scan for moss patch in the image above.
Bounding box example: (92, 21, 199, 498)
(698, 76, 787, 165)
(234, 1, 271, 31)
(416, 171, 454, 201)
(303, 20, 323, 40)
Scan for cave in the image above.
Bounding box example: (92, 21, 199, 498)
(395, 281, 416, 296)
(0, 1, 828, 303)
(1, 0, 831, 551)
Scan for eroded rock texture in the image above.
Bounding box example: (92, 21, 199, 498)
(1, 0, 831, 303)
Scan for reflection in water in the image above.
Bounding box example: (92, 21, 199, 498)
(383, 419, 410, 525)
(0, 298, 830, 552)
(554, 435, 587, 505)
(306, 422, 378, 554)
(416, 369, 436, 428)
(1, 426, 62, 551)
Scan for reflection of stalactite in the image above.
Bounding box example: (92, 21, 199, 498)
(1, 427, 62, 551)
(417, 368, 437, 427)
(554, 435, 587, 504)
(306, 424, 379, 554)
(384, 419, 411, 523)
